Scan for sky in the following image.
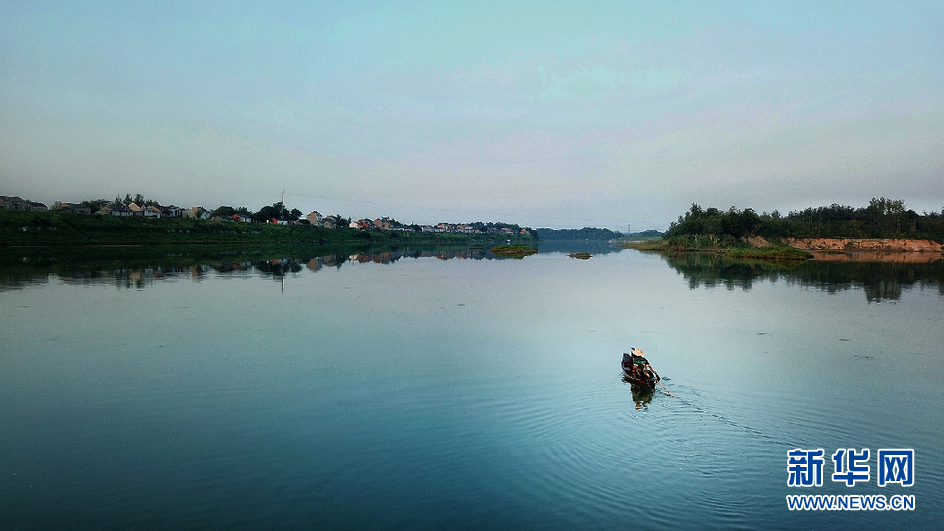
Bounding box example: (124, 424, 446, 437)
(1, 1, 942, 231)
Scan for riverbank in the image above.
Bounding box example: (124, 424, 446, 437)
(623, 236, 944, 263)
(781, 237, 944, 253)
(621, 237, 812, 261)
(0, 210, 536, 247)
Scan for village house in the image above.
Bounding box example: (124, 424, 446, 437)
(56, 202, 92, 215)
(1, 196, 26, 210)
(1, 196, 48, 211)
(306, 211, 324, 225)
(160, 205, 184, 218)
(182, 206, 211, 220)
(305, 211, 340, 229)
(128, 202, 161, 218)
(97, 204, 133, 216)
(322, 215, 338, 229)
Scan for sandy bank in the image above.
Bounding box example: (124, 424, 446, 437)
(783, 238, 943, 253)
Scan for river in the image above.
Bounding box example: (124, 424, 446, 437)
(1, 244, 942, 529)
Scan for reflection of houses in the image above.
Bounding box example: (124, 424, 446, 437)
(57, 265, 211, 289)
(306, 254, 347, 271)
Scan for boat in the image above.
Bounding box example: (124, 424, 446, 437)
(622, 350, 657, 388)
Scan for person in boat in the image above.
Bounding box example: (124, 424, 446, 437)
(629, 347, 659, 382)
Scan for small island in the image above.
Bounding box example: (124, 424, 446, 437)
(568, 252, 592, 260)
(622, 198, 944, 262)
(491, 244, 539, 258)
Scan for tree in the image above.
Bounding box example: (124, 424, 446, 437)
(211, 206, 238, 218)
(81, 198, 109, 213)
(254, 202, 290, 222)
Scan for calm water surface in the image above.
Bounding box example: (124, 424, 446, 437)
(1, 246, 942, 530)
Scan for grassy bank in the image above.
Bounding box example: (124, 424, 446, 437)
(490, 243, 539, 258)
(622, 236, 813, 262)
(0, 210, 535, 247)
(724, 245, 813, 261)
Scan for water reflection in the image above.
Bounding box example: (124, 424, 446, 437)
(622, 375, 655, 410)
(661, 252, 944, 302)
(59, 265, 213, 290)
(4, 245, 943, 303)
(0, 245, 504, 290)
(304, 248, 495, 272)
(533, 240, 624, 255)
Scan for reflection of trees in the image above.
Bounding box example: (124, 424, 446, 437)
(254, 259, 303, 277)
(662, 253, 790, 291)
(662, 253, 944, 302)
(536, 240, 623, 255)
(54, 266, 211, 289)
(0, 245, 508, 289)
(305, 248, 493, 271)
(782, 260, 944, 303)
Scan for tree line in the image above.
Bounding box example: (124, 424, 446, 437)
(664, 198, 944, 242)
(78, 194, 336, 224)
(76, 194, 536, 235)
(535, 227, 624, 240)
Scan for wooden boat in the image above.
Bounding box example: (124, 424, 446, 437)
(622, 352, 657, 388)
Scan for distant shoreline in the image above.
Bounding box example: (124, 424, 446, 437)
(0, 210, 537, 248)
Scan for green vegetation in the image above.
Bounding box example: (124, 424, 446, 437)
(624, 237, 811, 261)
(490, 244, 539, 258)
(664, 198, 944, 242)
(660, 250, 944, 302)
(624, 198, 944, 262)
(724, 245, 813, 261)
(568, 252, 592, 259)
(0, 210, 536, 247)
(535, 227, 623, 240)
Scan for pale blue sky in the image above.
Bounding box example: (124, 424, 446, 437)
(2, 1, 942, 229)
